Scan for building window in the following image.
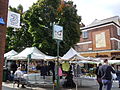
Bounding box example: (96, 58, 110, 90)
(117, 27, 120, 36)
(82, 31, 88, 39)
(118, 42, 120, 49)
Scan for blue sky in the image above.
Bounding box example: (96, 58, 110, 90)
(9, 0, 120, 25)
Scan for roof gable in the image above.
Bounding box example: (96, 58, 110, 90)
(81, 16, 120, 30)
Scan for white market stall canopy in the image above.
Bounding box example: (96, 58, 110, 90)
(4, 50, 18, 59)
(108, 60, 120, 64)
(61, 47, 86, 60)
(9, 47, 55, 60)
(84, 57, 101, 61)
(71, 60, 100, 64)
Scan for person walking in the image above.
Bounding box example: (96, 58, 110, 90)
(98, 59, 116, 90)
(14, 67, 26, 88)
(95, 63, 103, 90)
(116, 65, 120, 88)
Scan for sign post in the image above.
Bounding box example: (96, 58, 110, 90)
(53, 24, 63, 89)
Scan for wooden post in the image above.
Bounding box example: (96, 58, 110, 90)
(0, 0, 9, 89)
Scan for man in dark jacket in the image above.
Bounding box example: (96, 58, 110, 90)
(95, 63, 103, 90)
(98, 59, 115, 90)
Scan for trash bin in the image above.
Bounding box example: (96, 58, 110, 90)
(2, 68, 8, 82)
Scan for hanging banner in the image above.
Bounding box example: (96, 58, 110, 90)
(53, 25, 63, 40)
(7, 11, 21, 28)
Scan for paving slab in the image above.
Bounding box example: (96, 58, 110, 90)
(2, 79, 120, 90)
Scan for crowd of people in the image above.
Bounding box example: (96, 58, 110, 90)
(5, 60, 56, 88)
(4, 59, 120, 89)
(5, 60, 77, 88)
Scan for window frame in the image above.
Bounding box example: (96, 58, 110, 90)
(82, 31, 88, 39)
(117, 27, 120, 36)
(118, 41, 120, 49)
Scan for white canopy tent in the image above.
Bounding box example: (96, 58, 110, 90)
(4, 50, 18, 67)
(109, 60, 120, 64)
(61, 47, 86, 60)
(9, 47, 45, 60)
(9, 47, 55, 60)
(84, 57, 101, 61)
(9, 47, 55, 73)
(4, 50, 18, 59)
(100, 60, 120, 64)
(71, 60, 100, 64)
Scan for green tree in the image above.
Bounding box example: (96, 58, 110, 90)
(23, 0, 81, 56)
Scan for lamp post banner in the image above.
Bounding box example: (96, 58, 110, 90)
(53, 25, 63, 40)
(7, 11, 21, 28)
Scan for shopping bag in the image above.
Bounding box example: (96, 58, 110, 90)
(111, 72, 117, 80)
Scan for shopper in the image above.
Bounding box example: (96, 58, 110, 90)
(10, 61, 17, 74)
(116, 65, 120, 88)
(14, 67, 26, 88)
(95, 63, 103, 90)
(98, 59, 116, 90)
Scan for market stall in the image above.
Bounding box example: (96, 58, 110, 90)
(61, 47, 86, 60)
(60, 47, 103, 89)
(4, 50, 18, 59)
(9, 47, 55, 73)
(4, 50, 18, 67)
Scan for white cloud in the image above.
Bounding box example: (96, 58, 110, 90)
(73, 0, 120, 25)
(9, 0, 120, 25)
(9, 0, 37, 11)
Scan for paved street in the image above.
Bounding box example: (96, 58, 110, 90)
(2, 79, 120, 90)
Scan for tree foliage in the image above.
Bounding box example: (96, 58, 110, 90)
(6, 0, 82, 56)
(23, 0, 81, 56)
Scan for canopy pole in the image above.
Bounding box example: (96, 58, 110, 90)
(27, 54, 31, 74)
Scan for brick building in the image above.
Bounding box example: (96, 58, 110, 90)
(75, 16, 120, 59)
(0, 0, 9, 89)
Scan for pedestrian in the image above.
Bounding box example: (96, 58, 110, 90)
(14, 67, 26, 88)
(10, 61, 17, 74)
(95, 63, 103, 90)
(98, 59, 116, 90)
(116, 65, 120, 88)
(40, 63, 48, 79)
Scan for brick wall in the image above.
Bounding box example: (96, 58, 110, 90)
(77, 24, 120, 52)
(0, 0, 9, 89)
